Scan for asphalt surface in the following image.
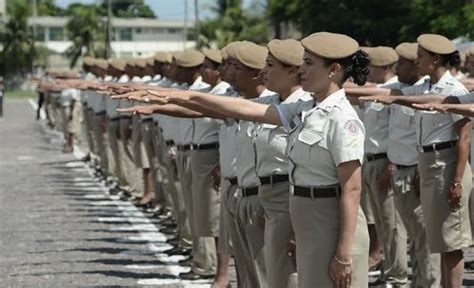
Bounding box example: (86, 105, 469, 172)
(2, 98, 474, 287)
(0, 99, 230, 287)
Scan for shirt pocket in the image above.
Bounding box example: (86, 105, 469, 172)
(291, 129, 325, 163)
(369, 102, 385, 112)
(400, 106, 415, 127)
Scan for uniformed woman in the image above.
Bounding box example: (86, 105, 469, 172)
(145, 32, 371, 288)
(348, 33, 472, 288)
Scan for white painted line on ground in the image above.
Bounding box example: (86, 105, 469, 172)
(28, 98, 46, 120)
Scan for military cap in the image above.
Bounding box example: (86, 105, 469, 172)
(267, 39, 304, 66)
(145, 57, 154, 66)
(395, 43, 418, 61)
(224, 42, 241, 60)
(203, 48, 222, 64)
(301, 32, 359, 59)
(174, 50, 205, 68)
(95, 59, 109, 70)
(417, 34, 455, 55)
(108, 58, 127, 71)
(83, 57, 95, 66)
(221, 46, 229, 60)
(154, 52, 168, 63)
(134, 58, 147, 68)
(164, 52, 173, 63)
(365, 46, 399, 67)
(235, 41, 268, 70)
(465, 47, 474, 57)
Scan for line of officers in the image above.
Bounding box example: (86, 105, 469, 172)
(36, 32, 474, 288)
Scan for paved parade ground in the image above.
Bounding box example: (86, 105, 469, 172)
(2, 97, 474, 287)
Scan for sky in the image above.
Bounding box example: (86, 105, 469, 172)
(55, 0, 256, 21)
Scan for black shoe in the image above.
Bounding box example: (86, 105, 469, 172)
(164, 247, 191, 256)
(178, 256, 193, 266)
(166, 237, 178, 246)
(108, 186, 121, 195)
(179, 271, 214, 280)
(161, 226, 178, 235)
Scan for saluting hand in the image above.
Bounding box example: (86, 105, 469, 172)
(412, 103, 448, 113)
(117, 106, 154, 115)
(359, 95, 395, 105)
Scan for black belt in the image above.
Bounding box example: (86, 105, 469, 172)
(241, 186, 259, 197)
(190, 143, 219, 151)
(396, 164, 417, 170)
(120, 115, 132, 120)
(177, 144, 192, 151)
(109, 117, 119, 122)
(293, 185, 340, 199)
(420, 140, 457, 153)
(226, 177, 238, 186)
(95, 111, 106, 116)
(165, 140, 175, 146)
(259, 174, 289, 185)
(366, 153, 388, 162)
(141, 118, 153, 123)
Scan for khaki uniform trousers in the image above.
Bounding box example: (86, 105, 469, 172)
(258, 181, 295, 288)
(363, 157, 408, 283)
(106, 118, 121, 182)
(418, 147, 472, 253)
(152, 124, 171, 208)
(391, 165, 441, 287)
(119, 117, 143, 197)
(218, 179, 235, 255)
(80, 104, 92, 155)
(164, 145, 192, 248)
(87, 109, 97, 158)
(176, 150, 216, 276)
(190, 149, 220, 237)
(230, 192, 267, 288)
(71, 101, 86, 150)
(91, 113, 109, 173)
(290, 195, 369, 288)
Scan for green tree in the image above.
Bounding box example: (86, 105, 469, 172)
(98, 0, 156, 18)
(200, 0, 268, 48)
(65, 5, 104, 68)
(36, 0, 65, 16)
(1, 0, 35, 85)
(267, 0, 474, 46)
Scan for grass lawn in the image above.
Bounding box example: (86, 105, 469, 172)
(5, 90, 37, 98)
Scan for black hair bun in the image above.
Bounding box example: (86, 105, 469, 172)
(445, 51, 461, 68)
(345, 50, 370, 86)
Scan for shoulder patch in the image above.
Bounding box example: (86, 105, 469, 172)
(344, 120, 359, 136)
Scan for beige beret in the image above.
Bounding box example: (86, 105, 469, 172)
(224, 42, 241, 60)
(174, 50, 205, 68)
(108, 58, 127, 71)
(153, 52, 168, 63)
(203, 48, 222, 64)
(134, 58, 147, 68)
(465, 47, 474, 57)
(417, 34, 455, 55)
(235, 41, 268, 70)
(145, 57, 154, 66)
(267, 39, 304, 66)
(365, 46, 399, 67)
(395, 42, 418, 61)
(83, 57, 95, 66)
(95, 59, 108, 70)
(301, 32, 359, 59)
(221, 47, 229, 60)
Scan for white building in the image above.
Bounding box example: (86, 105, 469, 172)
(28, 16, 196, 67)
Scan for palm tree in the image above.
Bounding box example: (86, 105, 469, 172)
(65, 5, 104, 68)
(1, 1, 35, 82)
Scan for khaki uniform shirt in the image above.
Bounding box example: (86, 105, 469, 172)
(254, 88, 312, 177)
(276, 89, 365, 187)
(401, 71, 469, 147)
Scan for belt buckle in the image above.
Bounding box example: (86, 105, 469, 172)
(269, 175, 274, 185)
(309, 187, 315, 199)
(290, 185, 294, 195)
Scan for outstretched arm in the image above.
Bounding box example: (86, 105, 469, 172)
(359, 93, 455, 107)
(413, 103, 474, 117)
(148, 90, 282, 126)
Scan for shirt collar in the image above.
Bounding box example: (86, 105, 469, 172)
(431, 70, 454, 91)
(315, 88, 346, 112)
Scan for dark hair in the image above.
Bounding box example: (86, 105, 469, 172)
(427, 50, 461, 69)
(324, 50, 370, 86)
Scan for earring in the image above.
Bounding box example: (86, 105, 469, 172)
(329, 74, 333, 78)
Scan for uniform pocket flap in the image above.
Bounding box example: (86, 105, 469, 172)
(262, 123, 278, 129)
(401, 106, 415, 116)
(297, 129, 323, 145)
(369, 102, 385, 111)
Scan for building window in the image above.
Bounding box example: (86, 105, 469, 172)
(34, 26, 46, 41)
(119, 28, 132, 41)
(167, 28, 179, 34)
(135, 28, 142, 33)
(49, 27, 64, 41)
